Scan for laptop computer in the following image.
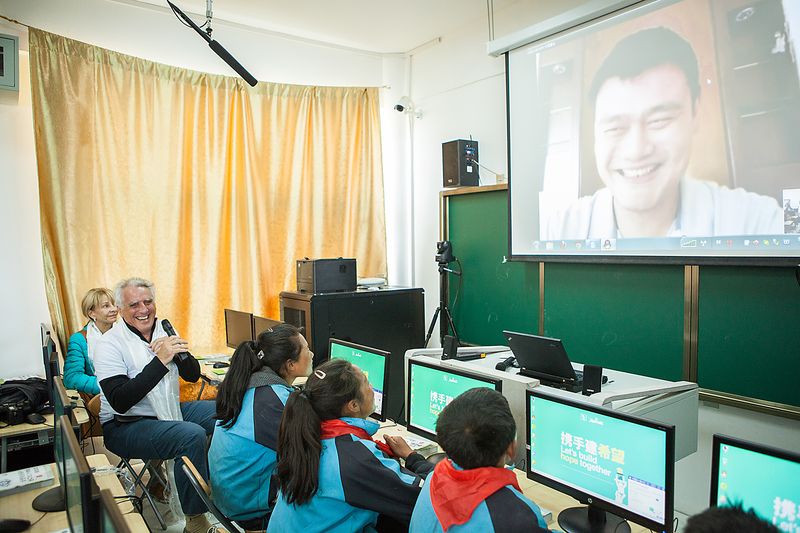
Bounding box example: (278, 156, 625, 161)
(503, 330, 607, 393)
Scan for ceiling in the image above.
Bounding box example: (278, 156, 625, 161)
(131, 0, 511, 54)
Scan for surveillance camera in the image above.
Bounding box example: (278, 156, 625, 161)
(395, 96, 413, 113)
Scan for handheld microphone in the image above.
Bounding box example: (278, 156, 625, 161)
(161, 319, 191, 363)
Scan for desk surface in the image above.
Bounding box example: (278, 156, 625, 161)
(376, 422, 650, 533)
(0, 454, 148, 532)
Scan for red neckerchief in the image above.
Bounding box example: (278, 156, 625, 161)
(430, 458, 520, 531)
(319, 419, 396, 458)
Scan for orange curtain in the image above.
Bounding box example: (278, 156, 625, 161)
(29, 28, 387, 352)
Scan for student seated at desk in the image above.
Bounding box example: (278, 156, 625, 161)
(269, 359, 434, 533)
(684, 504, 779, 533)
(208, 324, 313, 531)
(410, 388, 549, 533)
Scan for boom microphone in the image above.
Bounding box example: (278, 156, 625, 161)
(161, 319, 191, 363)
(167, 0, 258, 87)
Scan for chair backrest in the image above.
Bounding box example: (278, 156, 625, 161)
(86, 394, 101, 419)
(179, 456, 239, 532)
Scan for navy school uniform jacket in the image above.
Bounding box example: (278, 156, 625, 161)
(208, 368, 292, 521)
(409, 460, 549, 533)
(267, 417, 435, 533)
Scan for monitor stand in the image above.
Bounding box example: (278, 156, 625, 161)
(558, 504, 630, 533)
(31, 486, 65, 512)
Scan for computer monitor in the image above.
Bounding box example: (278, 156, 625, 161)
(40, 322, 51, 346)
(42, 332, 60, 408)
(224, 309, 254, 349)
(31, 382, 73, 513)
(252, 314, 283, 338)
(527, 389, 674, 533)
(328, 338, 390, 421)
(406, 358, 502, 440)
(99, 488, 132, 533)
(61, 413, 99, 533)
(710, 434, 800, 531)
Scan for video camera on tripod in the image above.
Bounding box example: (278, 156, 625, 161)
(425, 241, 462, 347)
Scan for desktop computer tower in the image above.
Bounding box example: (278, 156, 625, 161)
(280, 287, 425, 421)
(442, 139, 479, 187)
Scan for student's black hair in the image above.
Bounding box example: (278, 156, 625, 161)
(275, 358, 365, 505)
(215, 323, 303, 428)
(435, 388, 516, 469)
(589, 26, 700, 111)
(684, 503, 780, 533)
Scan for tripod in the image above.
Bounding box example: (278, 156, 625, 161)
(424, 261, 461, 347)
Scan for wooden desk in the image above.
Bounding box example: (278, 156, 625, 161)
(0, 395, 90, 473)
(185, 349, 233, 401)
(0, 455, 148, 532)
(377, 423, 650, 533)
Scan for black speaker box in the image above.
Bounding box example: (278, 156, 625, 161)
(582, 364, 603, 396)
(442, 139, 479, 188)
(296, 258, 357, 293)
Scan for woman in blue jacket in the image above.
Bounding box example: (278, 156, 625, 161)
(269, 359, 434, 533)
(208, 323, 313, 531)
(64, 288, 117, 395)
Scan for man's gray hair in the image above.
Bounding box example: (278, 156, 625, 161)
(114, 277, 156, 307)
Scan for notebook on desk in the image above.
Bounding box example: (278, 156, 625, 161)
(503, 330, 607, 393)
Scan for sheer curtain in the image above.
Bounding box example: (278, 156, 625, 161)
(29, 29, 386, 351)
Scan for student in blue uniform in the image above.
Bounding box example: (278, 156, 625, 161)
(208, 323, 313, 531)
(268, 358, 434, 533)
(410, 388, 549, 532)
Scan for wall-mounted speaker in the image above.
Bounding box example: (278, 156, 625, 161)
(442, 139, 479, 188)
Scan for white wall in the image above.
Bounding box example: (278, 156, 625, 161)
(0, 22, 51, 379)
(407, 0, 587, 346)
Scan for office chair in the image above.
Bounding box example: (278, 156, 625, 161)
(178, 455, 239, 532)
(85, 395, 168, 530)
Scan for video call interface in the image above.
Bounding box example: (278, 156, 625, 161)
(712, 439, 800, 532)
(508, 0, 800, 260)
(528, 393, 669, 527)
(329, 340, 387, 418)
(408, 362, 498, 437)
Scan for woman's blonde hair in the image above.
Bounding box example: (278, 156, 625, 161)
(80, 288, 115, 319)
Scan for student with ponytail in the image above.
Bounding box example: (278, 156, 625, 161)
(208, 324, 313, 531)
(268, 358, 434, 533)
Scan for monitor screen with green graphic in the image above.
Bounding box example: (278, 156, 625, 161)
(711, 434, 800, 532)
(527, 389, 674, 531)
(329, 338, 389, 420)
(407, 359, 501, 440)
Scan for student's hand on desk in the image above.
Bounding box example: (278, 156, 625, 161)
(151, 336, 190, 365)
(383, 435, 414, 460)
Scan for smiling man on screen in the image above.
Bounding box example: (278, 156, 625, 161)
(544, 27, 782, 240)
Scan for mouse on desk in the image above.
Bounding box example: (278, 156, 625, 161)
(212, 362, 230, 369)
(0, 518, 31, 532)
(25, 412, 46, 425)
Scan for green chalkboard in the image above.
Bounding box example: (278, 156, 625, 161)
(543, 263, 685, 381)
(447, 189, 539, 346)
(444, 186, 800, 413)
(697, 266, 800, 407)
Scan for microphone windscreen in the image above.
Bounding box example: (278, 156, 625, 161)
(209, 40, 258, 87)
